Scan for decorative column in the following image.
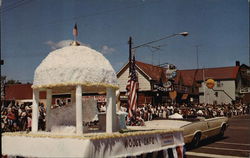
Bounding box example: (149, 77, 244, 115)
(106, 87, 116, 133)
(116, 90, 121, 111)
(45, 89, 52, 131)
(32, 89, 39, 132)
(76, 85, 83, 134)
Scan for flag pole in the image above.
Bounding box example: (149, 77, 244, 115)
(74, 33, 77, 42)
(128, 37, 132, 73)
(71, 23, 80, 46)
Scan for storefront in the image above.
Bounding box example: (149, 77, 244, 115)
(117, 61, 197, 106)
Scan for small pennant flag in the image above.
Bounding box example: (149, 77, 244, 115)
(73, 23, 78, 37)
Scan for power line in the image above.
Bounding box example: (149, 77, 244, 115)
(72, 1, 160, 22)
(0, 0, 33, 14)
(2, 0, 161, 32)
(1, 0, 25, 10)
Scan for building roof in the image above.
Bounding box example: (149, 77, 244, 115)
(176, 66, 240, 86)
(116, 60, 167, 82)
(116, 60, 168, 82)
(117, 60, 240, 87)
(135, 61, 167, 82)
(175, 69, 198, 86)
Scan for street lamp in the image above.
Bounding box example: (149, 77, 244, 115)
(131, 32, 189, 49)
(179, 32, 189, 36)
(128, 32, 189, 70)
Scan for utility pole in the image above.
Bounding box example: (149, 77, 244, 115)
(195, 45, 200, 69)
(249, 0, 250, 66)
(248, 45, 250, 66)
(203, 67, 206, 104)
(128, 37, 132, 73)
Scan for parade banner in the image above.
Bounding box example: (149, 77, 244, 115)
(89, 131, 184, 157)
(3, 130, 184, 158)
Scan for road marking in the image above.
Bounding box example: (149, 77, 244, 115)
(229, 126, 250, 130)
(201, 146, 250, 152)
(186, 151, 246, 158)
(230, 118, 250, 121)
(216, 142, 250, 146)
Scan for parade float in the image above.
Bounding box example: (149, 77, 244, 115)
(2, 41, 184, 157)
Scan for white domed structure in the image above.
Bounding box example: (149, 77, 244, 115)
(31, 44, 119, 134)
(32, 46, 118, 93)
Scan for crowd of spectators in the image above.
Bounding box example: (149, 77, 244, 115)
(1, 101, 46, 132)
(122, 102, 250, 126)
(1, 100, 250, 131)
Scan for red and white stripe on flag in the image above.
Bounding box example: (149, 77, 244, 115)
(164, 145, 184, 158)
(126, 78, 139, 118)
(140, 145, 185, 158)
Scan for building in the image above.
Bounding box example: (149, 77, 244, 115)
(3, 83, 107, 107)
(193, 63, 250, 105)
(117, 60, 250, 106)
(238, 64, 250, 104)
(4, 84, 47, 105)
(178, 66, 240, 104)
(117, 61, 196, 106)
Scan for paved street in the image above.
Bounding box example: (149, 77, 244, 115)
(186, 114, 250, 158)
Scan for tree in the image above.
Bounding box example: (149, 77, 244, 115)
(1, 76, 7, 99)
(6, 79, 21, 84)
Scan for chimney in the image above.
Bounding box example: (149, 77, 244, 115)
(236, 61, 240, 66)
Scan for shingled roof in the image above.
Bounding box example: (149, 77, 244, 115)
(135, 61, 167, 82)
(117, 60, 167, 82)
(175, 66, 240, 86)
(117, 61, 240, 87)
(175, 69, 198, 87)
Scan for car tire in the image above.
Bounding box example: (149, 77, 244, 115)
(218, 124, 226, 137)
(191, 133, 201, 148)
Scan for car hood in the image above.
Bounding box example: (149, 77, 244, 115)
(127, 119, 192, 131)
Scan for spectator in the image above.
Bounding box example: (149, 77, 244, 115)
(27, 114, 32, 132)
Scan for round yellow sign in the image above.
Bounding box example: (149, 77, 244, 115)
(206, 79, 215, 89)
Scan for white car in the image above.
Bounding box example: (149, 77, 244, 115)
(135, 116, 229, 148)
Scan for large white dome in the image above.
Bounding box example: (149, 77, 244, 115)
(32, 46, 118, 92)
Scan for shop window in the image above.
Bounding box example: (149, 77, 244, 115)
(214, 92, 218, 97)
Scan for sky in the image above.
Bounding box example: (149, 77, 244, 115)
(1, 0, 249, 83)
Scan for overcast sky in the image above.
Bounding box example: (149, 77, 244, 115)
(1, 0, 249, 83)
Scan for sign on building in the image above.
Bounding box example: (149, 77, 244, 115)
(240, 87, 250, 94)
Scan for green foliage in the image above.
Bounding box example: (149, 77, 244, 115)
(6, 79, 21, 84)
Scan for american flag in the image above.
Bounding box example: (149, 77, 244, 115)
(126, 55, 139, 118)
(73, 23, 78, 37)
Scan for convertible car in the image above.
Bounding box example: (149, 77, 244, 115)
(130, 116, 229, 148)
